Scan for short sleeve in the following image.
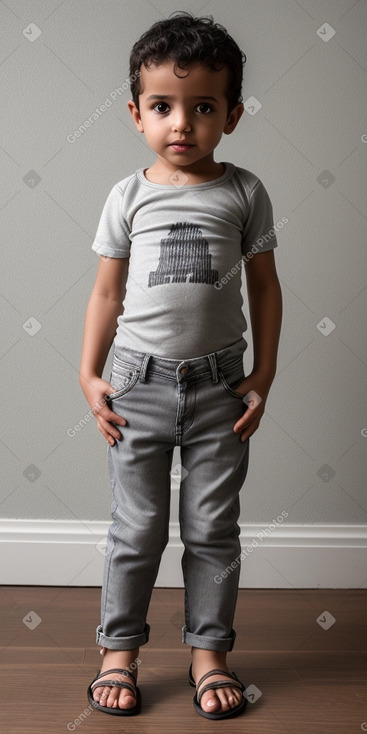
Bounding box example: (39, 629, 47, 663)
(91, 185, 131, 258)
(241, 179, 278, 258)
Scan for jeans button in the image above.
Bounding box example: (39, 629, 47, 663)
(179, 365, 189, 374)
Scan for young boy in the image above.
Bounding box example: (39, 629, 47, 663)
(80, 11, 282, 721)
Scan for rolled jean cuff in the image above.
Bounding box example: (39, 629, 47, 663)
(182, 626, 236, 652)
(96, 623, 150, 650)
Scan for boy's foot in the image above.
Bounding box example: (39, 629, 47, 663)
(191, 647, 244, 715)
(92, 648, 140, 710)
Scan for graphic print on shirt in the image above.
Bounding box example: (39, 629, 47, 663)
(148, 222, 219, 287)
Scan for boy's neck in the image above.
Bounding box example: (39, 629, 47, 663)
(143, 160, 226, 186)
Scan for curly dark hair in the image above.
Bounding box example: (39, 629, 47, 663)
(129, 10, 247, 117)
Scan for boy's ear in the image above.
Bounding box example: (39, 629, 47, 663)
(223, 102, 244, 135)
(127, 100, 144, 132)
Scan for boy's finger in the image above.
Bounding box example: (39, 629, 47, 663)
(102, 395, 127, 424)
(233, 409, 256, 432)
(97, 416, 123, 442)
(108, 409, 127, 425)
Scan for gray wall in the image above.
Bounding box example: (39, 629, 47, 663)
(1, 0, 366, 526)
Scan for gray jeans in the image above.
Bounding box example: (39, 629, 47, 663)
(96, 336, 250, 653)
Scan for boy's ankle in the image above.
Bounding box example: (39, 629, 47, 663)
(100, 647, 141, 671)
(191, 647, 228, 664)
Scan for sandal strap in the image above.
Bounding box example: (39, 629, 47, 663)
(195, 667, 239, 691)
(197, 679, 243, 704)
(91, 667, 136, 693)
(91, 679, 136, 695)
(195, 668, 244, 705)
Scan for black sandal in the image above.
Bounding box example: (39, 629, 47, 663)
(188, 663, 247, 720)
(87, 667, 141, 716)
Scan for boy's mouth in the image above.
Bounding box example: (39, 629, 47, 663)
(169, 141, 195, 151)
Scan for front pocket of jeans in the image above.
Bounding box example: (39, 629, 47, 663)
(218, 363, 246, 399)
(107, 360, 140, 401)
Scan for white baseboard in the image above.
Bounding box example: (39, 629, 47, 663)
(1, 519, 366, 588)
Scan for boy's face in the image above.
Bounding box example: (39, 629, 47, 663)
(127, 60, 244, 172)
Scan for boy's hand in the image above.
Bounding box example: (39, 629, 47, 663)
(232, 371, 274, 442)
(80, 376, 126, 446)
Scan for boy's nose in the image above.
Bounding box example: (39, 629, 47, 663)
(172, 125, 191, 133)
(172, 113, 191, 132)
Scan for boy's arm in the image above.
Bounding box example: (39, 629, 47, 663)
(233, 249, 282, 441)
(244, 249, 282, 382)
(79, 256, 129, 384)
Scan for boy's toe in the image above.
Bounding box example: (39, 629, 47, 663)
(91, 671, 137, 709)
(106, 686, 122, 708)
(118, 689, 136, 708)
(199, 683, 243, 714)
(99, 685, 113, 705)
(92, 684, 102, 702)
(200, 690, 221, 713)
(215, 688, 232, 711)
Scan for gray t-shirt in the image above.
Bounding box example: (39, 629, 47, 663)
(91, 161, 278, 359)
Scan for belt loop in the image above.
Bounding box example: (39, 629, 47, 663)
(139, 354, 151, 382)
(207, 353, 218, 383)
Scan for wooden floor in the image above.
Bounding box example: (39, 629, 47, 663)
(0, 586, 366, 733)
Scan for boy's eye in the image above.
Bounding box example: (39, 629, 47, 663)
(152, 102, 213, 114)
(196, 103, 213, 114)
(153, 102, 169, 113)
